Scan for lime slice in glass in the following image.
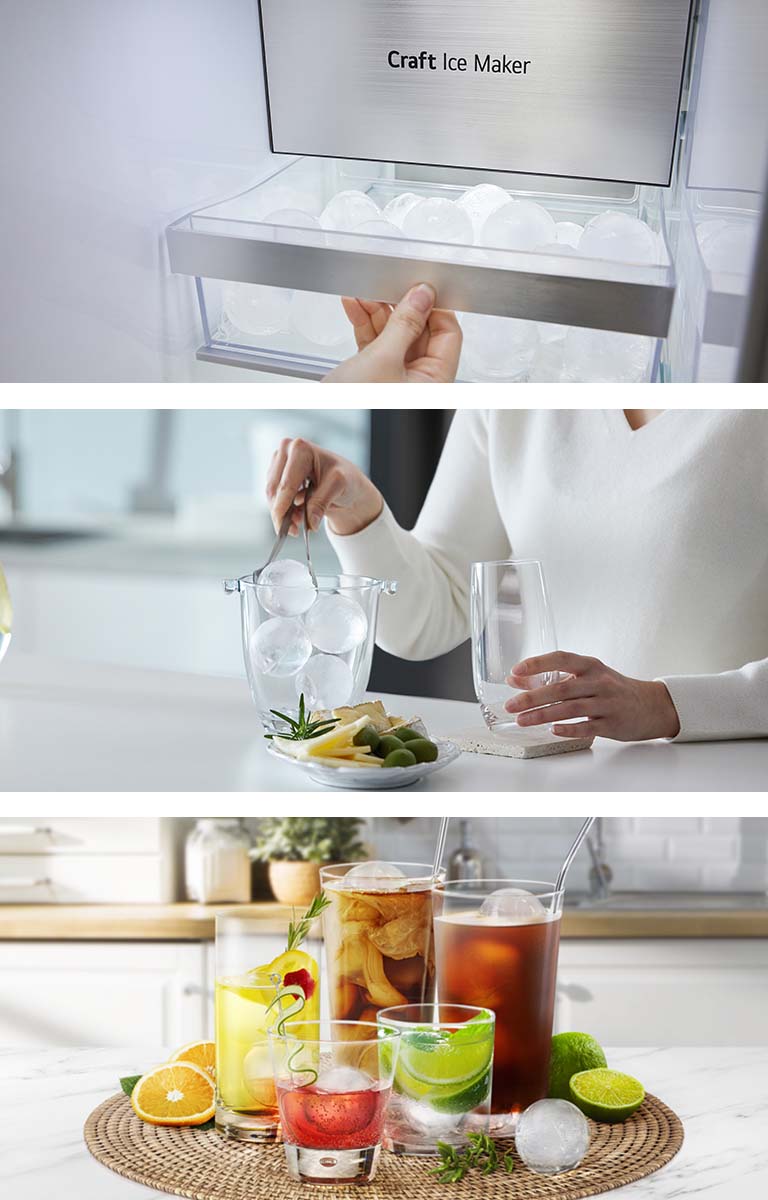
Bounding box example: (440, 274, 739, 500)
(395, 1015, 493, 1100)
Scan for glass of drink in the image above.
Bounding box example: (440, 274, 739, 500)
(214, 908, 321, 1142)
(471, 559, 557, 735)
(377, 1003, 495, 1155)
(320, 862, 442, 1022)
(432, 879, 564, 1136)
(268, 1019, 400, 1183)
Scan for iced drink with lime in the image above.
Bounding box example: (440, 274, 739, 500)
(433, 880, 563, 1136)
(377, 1004, 494, 1155)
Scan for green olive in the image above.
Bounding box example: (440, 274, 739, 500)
(394, 727, 421, 742)
(406, 738, 439, 763)
(382, 748, 418, 768)
(353, 725, 381, 751)
(376, 734, 405, 758)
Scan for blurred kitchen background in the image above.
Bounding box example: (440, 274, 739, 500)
(0, 407, 471, 700)
(1, 816, 767, 1049)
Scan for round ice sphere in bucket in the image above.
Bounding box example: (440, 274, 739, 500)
(455, 184, 510, 238)
(515, 1099, 590, 1175)
(578, 211, 659, 264)
(296, 654, 354, 709)
(223, 282, 291, 337)
(562, 327, 653, 383)
(306, 593, 368, 653)
(402, 198, 473, 245)
(249, 617, 312, 677)
(259, 559, 317, 617)
(382, 192, 423, 228)
(320, 190, 381, 231)
(479, 199, 556, 251)
(290, 291, 351, 346)
(461, 313, 539, 380)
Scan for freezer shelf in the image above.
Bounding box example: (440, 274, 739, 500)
(166, 156, 674, 380)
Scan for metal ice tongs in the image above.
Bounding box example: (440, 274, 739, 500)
(252, 478, 318, 586)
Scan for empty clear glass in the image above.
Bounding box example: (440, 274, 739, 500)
(471, 559, 557, 736)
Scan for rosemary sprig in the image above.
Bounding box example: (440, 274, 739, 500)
(430, 1133, 514, 1184)
(264, 693, 340, 741)
(287, 891, 332, 951)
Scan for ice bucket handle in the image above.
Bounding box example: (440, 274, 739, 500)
(223, 578, 241, 594)
(380, 579, 398, 596)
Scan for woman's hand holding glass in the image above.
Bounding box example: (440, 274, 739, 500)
(506, 651, 681, 742)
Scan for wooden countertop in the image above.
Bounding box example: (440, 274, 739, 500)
(1, 902, 767, 940)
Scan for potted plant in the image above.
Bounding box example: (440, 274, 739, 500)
(252, 817, 367, 906)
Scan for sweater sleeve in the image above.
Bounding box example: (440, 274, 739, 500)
(659, 657, 768, 741)
(327, 409, 510, 660)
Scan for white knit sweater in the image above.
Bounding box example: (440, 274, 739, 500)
(328, 409, 768, 742)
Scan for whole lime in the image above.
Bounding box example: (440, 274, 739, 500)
(548, 1032, 607, 1100)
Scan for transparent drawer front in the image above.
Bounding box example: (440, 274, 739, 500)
(169, 156, 672, 381)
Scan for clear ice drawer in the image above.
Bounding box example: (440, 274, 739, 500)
(166, 156, 674, 381)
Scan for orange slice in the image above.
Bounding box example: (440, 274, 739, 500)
(131, 1061, 215, 1126)
(168, 1039, 216, 1079)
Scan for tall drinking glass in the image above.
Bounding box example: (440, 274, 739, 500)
(214, 907, 321, 1141)
(432, 879, 564, 1136)
(471, 559, 557, 736)
(320, 862, 442, 1022)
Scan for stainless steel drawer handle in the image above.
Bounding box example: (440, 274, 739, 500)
(0, 876, 53, 888)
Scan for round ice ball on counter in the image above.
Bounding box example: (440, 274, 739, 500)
(578, 211, 660, 265)
(262, 208, 322, 231)
(320, 190, 381, 231)
(290, 290, 352, 346)
(250, 617, 312, 677)
(460, 312, 539, 381)
(305, 593, 368, 654)
(258, 559, 317, 617)
(382, 192, 423, 228)
(515, 1099, 590, 1175)
(479, 198, 557, 251)
(455, 184, 510, 239)
(296, 653, 354, 709)
(223, 282, 292, 337)
(561, 327, 653, 383)
(401, 197, 474, 246)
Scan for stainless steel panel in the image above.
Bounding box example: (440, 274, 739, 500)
(259, 0, 693, 185)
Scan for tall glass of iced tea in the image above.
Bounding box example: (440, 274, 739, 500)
(320, 862, 442, 1023)
(432, 879, 564, 1136)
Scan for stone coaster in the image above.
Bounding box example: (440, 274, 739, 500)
(450, 725, 594, 759)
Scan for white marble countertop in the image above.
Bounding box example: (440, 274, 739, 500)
(3, 654, 767, 791)
(2, 1046, 766, 1199)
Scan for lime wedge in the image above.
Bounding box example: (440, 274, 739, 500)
(0, 565, 12, 635)
(569, 1068, 645, 1123)
(394, 1017, 493, 1098)
(429, 1068, 492, 1115)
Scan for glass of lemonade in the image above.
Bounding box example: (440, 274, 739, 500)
(320, 862, 442, 1022)
(432, 879, 564, 1136)
(377, 1003, 495, 1155)
(215, 908, 321, 1141)
(268, 1019, 400, 1184)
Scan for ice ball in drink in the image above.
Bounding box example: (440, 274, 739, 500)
(306, 593, 368, 654)
(250, 617, 312, 677)
(461, 313, 539, 380)
(479, 887, 549, 923)
(315, 1066, 374, 1093)
(223, 282, 291, 337)
(479, 199, 556, 251)
(561, 327, 653, 383)
(456, 184, 510, 240)
(515, 1098, 590, 1175)
(259, 559, 317, 617)
(578, 211, 660, 265)
(402, 198, 473, 246)
(290, 291, 352, 346)
(341, 862, 407, 890)
(382, 192, 423, 228)
(320, 190, 381, 231)
(296, 653, 354, 709)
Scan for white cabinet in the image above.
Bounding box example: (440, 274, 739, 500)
(556, 940, 768, 1046)
(0, 942, 209, 1046)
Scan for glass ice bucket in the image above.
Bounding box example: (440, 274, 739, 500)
(224, 573, 397, 732)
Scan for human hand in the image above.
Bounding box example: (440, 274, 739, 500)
(504, 651, 681, 741)
(266, 438, 383, 537)
(323, 284, 462, 383)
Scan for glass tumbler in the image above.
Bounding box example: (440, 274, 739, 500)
(433, 879, 564, 1136)
(268, 1019, 400, 1184)
(471, 559, 557, 735)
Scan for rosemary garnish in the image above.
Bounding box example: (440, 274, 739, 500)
(430, 1133, 515, 1183)
(264, 693, 340, 742)
(287, 891, 331, 951)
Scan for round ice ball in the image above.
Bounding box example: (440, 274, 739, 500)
(262, 208, 322, 231)
(320, 190, 381, 232)
(305, 593, 368, 654)
(698, 222, 756, 275)
(455, 184, 510, 239)
(341, 862, 407, 890)
(528, 338, 567, 382)
(290, 291, 351, 346)
(223, 282, 291, 337)
(354, 218, 401, 238)
(382, 192, 423, 228)
(479, 199, 556, 251)
(315, 1067, 373, 1093)
(561, 327, 653, 383)
(402, 197, 473, 246)
(259, 559, 317, 617)
(515, 1099, 590, 1175)
(479, 887, 548, 924)
(555, 221, 583, 248)
(578, 211, 660, 265)
(296, 653, 354, 709)
(250, 617, 312, 678)
(461, 313, 539, 381)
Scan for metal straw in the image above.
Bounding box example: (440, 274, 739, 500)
(432, 816, 450, 879)
(555, 816, 597, 893)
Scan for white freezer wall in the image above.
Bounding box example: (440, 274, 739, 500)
(0, 0, 273, 383)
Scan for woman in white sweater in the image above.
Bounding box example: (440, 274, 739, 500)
(267, 409, 768, 742)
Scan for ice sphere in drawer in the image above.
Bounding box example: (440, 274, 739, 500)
(456, 183, 510, 239)
(320, 190, 381, 231)
(355, 218, 401, 238)
(698, 221, 756, 275)
(460, 313, 539, 380)
(578, 211, 660, 265)
(382, 192, 423, 229)
(290, 291, 352, 346)
(262, 208, 321, 232)
(555, 221, 583, 248)
(223, 282, 291, 337)
(561, 327, 653, 382)
(401, 198, 473, 246)
(479, 198, 556, 251)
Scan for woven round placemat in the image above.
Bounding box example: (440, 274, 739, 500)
(84, 1093, 683, 1199)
